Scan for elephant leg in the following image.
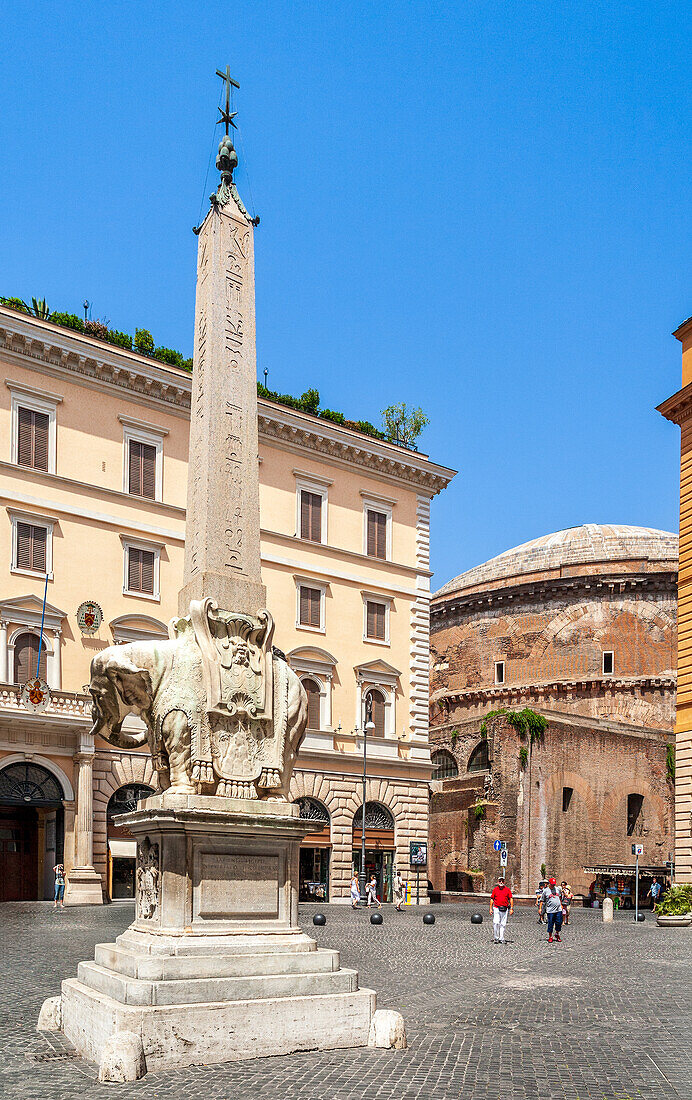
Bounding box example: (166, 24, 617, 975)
(161, 710, 194, 794)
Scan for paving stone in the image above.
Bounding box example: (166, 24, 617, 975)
(1, 901, 689, 1098)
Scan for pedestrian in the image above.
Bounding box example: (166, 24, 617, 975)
(541, 877, 564, 942)
(561, 881, 573, 925)
(393, 869, 405, 911)
(350, 873, 361, 909)
(366, 874, 382, 908)
(490, 875, 513, 944)
(535, 878, 547, 923)
(53, 863, 66, 909)
(647, 877, 662, 910)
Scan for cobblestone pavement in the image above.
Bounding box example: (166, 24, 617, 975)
(2, 900, 690, 1099)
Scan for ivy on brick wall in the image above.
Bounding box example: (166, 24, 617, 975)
(480, 707, 547, 743)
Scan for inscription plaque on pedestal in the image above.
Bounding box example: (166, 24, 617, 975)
(197, 852, 280, 919)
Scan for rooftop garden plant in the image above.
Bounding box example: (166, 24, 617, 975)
(1, 294, 426, 448)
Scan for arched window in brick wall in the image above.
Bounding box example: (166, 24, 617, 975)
(468, 740, 489, 773)
(431, 750, 458, 779)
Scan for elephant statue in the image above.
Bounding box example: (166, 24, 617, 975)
(88, 619, 307, 800)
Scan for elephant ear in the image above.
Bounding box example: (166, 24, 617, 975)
(109, 665, 153, 709)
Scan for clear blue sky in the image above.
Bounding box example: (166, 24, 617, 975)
(1, 2, 689, 589)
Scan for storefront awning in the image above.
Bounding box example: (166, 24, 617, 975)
(583, 864, 668, 876)
(109, 839, 137, 858)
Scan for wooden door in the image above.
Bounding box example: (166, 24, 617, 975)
(0, 810, 38, 901)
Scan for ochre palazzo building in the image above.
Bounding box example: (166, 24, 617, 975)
(658, 313, 692, 883)
(0, 304, 454, 903)
(428, 524, 676, 896)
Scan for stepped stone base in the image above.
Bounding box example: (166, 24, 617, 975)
(64, 866, 103, 906)
(54, 794, 376, 1073)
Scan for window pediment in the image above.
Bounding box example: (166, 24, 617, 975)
(0, 594, 66, 632)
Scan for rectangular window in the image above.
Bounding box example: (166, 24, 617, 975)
(17, 406, 49, 471)
(299, 585, 322, 628)
(16, 521, 47, 573)
(128, 440, 157, 499)
(366, 509, 387, 559)
(602, 651, 614, 675)
(127, 547, 156, 595)
(494, 661, 505, 685)
(300, 491, 323, 542)
(562, 787, 573, 812)
(366, 600, 387, 641)
(627, 793, 644, 836)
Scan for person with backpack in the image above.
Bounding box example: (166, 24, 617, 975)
(541, 878, 564, 942)
(490, 876, 513, 944)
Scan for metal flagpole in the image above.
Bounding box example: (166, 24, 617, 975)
(359, 693, 375, 903)
(635, 850, 639, 922)
(35, 571, 49, 679)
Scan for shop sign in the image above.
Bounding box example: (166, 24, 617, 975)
(409, 841, 427, 867)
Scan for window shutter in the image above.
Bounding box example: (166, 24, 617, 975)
(14, 633, 41, 684)
(366, 601, 386, 641)
(300, 586, 321, 627)
(16, 522, 46, 572)
(17, 407, 49, 471)
(367, 510, 387, 559)
(300, 491, 322, 542)
(128, 548, 155, 595)
(129, 441, 157, 499)
(304, 678, 321, 730)
(140, 550, 155, 594)
(33, 413, 49, 471)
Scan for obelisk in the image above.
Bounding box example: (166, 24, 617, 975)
(178, 78, 265, 617)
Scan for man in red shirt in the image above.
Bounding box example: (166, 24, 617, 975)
(489, 876, 514, 944)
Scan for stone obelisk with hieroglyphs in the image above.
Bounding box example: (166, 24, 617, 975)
(179, 96, 265, 617)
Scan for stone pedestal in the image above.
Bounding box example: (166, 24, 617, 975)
(59, 794, 375, 1072)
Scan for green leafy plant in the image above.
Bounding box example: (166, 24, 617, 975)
(655, 883, 692, 916)
(540, 862, 547, 879)
(49, 311, 84, 332)
(519, 746, 529, 768)
(30, 297, 51, 319)
(667, 744, 675, 783)
(381, 403, 429, 449)
(480, 707, 547, 743)
(155, 346, 185, 369)
(106, 328, 133, 351)
(473, 802, 486, 820)
(450, 729, 459, 746)
(0, 296, 30, 313)
(134, 328, 155, 356)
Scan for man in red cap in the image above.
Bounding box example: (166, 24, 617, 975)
(489, 876, 513, 944)
(540, 878, 564, 942)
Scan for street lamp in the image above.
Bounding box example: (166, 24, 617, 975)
(359, 691, 376, 902)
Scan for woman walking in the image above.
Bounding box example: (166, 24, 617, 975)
(366, 874, 382, 908)
(350, 873, 361, 909)
(393, 869, 405, 911)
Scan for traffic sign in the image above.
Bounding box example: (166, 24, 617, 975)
(493, 840, 501, 852)
(632, 843, 644, 856)
(500, 850, 508, 866)
(500, 841, 507, 850)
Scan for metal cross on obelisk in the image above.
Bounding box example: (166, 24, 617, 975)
(216, 66, 239, 135)
(179, 71, 266, 618)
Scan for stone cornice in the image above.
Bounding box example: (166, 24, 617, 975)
(0, 307, 456, 496)
(431, 570, 677, 619)
(430, 705, 674, 741)
(657, 383, 692, 426)
(431, 673, 676, 709)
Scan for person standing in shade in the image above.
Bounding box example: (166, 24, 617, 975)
(541, 878, 564, 942)
(490, 876, 513, 944)
(393, 869, 405, 911)
(350, 873, 361, 909)
(561, 881, 573, 925)
(53, 863, 66, 909)
(366, 874, 382, 908)
(647, 878, 662, 910)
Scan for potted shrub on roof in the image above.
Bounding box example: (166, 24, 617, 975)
(655, 884, 692, 927)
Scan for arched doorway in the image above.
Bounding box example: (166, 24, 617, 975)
(294, 797, 331, 901)
(352, 801, 395, 902)
(107, 783, 154, 899)
(0, 761, 65, 901)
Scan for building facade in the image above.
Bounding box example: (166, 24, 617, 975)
(0, 304, 454, 903)
(428, 524, 676, 895)
(658, 315, 692, 883)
